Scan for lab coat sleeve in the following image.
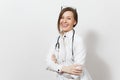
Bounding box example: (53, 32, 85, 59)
(71, 37, 87, 79)
(46, 41, 63, 73)
(74, 38, 87, 65)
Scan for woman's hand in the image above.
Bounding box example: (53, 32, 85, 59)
(51, 54, 58, 63)
(61, 64, 83, 76)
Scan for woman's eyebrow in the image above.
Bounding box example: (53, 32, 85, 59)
(62, 15, 72, 17)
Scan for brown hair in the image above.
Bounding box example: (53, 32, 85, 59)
(57, 7, 78, 32)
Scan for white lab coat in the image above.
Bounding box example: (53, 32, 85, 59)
(46, 29, 92, 80)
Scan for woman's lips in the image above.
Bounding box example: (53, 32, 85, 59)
(61, 24, 68, 28)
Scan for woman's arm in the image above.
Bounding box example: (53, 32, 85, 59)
(61, 64, 83, 76)
(69, 36, 87, 79)
(46, 43, 63, 73)
(46, 54, 63, 73)
(74, 37, 87, 66)
(51, 54, 83, 76)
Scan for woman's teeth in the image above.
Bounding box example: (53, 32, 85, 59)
(62, 24, 68, 27)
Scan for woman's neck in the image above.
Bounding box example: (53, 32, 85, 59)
(60, 29, 73, 36)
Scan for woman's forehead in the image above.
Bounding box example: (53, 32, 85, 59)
(62, 11, 74, 17)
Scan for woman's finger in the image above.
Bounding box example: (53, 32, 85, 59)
(72, 69, 82, 73)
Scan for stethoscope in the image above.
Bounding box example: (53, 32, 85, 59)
(55, 29, 75, 61)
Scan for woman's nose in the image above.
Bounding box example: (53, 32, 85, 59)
(63, 19, 67, 23)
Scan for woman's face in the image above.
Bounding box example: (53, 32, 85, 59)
(59, 11, 76, 32)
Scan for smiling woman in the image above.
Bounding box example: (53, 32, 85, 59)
(46, 7, 92, 80)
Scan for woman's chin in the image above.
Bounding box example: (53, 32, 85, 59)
(62, 29, 68, 32)
(61, 28, 68, 31)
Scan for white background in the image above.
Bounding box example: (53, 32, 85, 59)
(0, 0, 120, 80)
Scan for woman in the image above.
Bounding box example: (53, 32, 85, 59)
(46, 7, 92, 80)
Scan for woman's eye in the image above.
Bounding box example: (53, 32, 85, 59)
(67, 18, 71, 20)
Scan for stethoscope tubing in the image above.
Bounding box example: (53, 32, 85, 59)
(55, 29, 75, 61)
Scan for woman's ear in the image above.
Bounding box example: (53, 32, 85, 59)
(74, 21, 76, 25)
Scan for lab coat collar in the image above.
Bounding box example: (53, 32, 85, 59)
(60, 29, 74, 39)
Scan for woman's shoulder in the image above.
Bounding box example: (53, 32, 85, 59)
(74, 33, 84, 42)
(74, 33, 86, 48)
